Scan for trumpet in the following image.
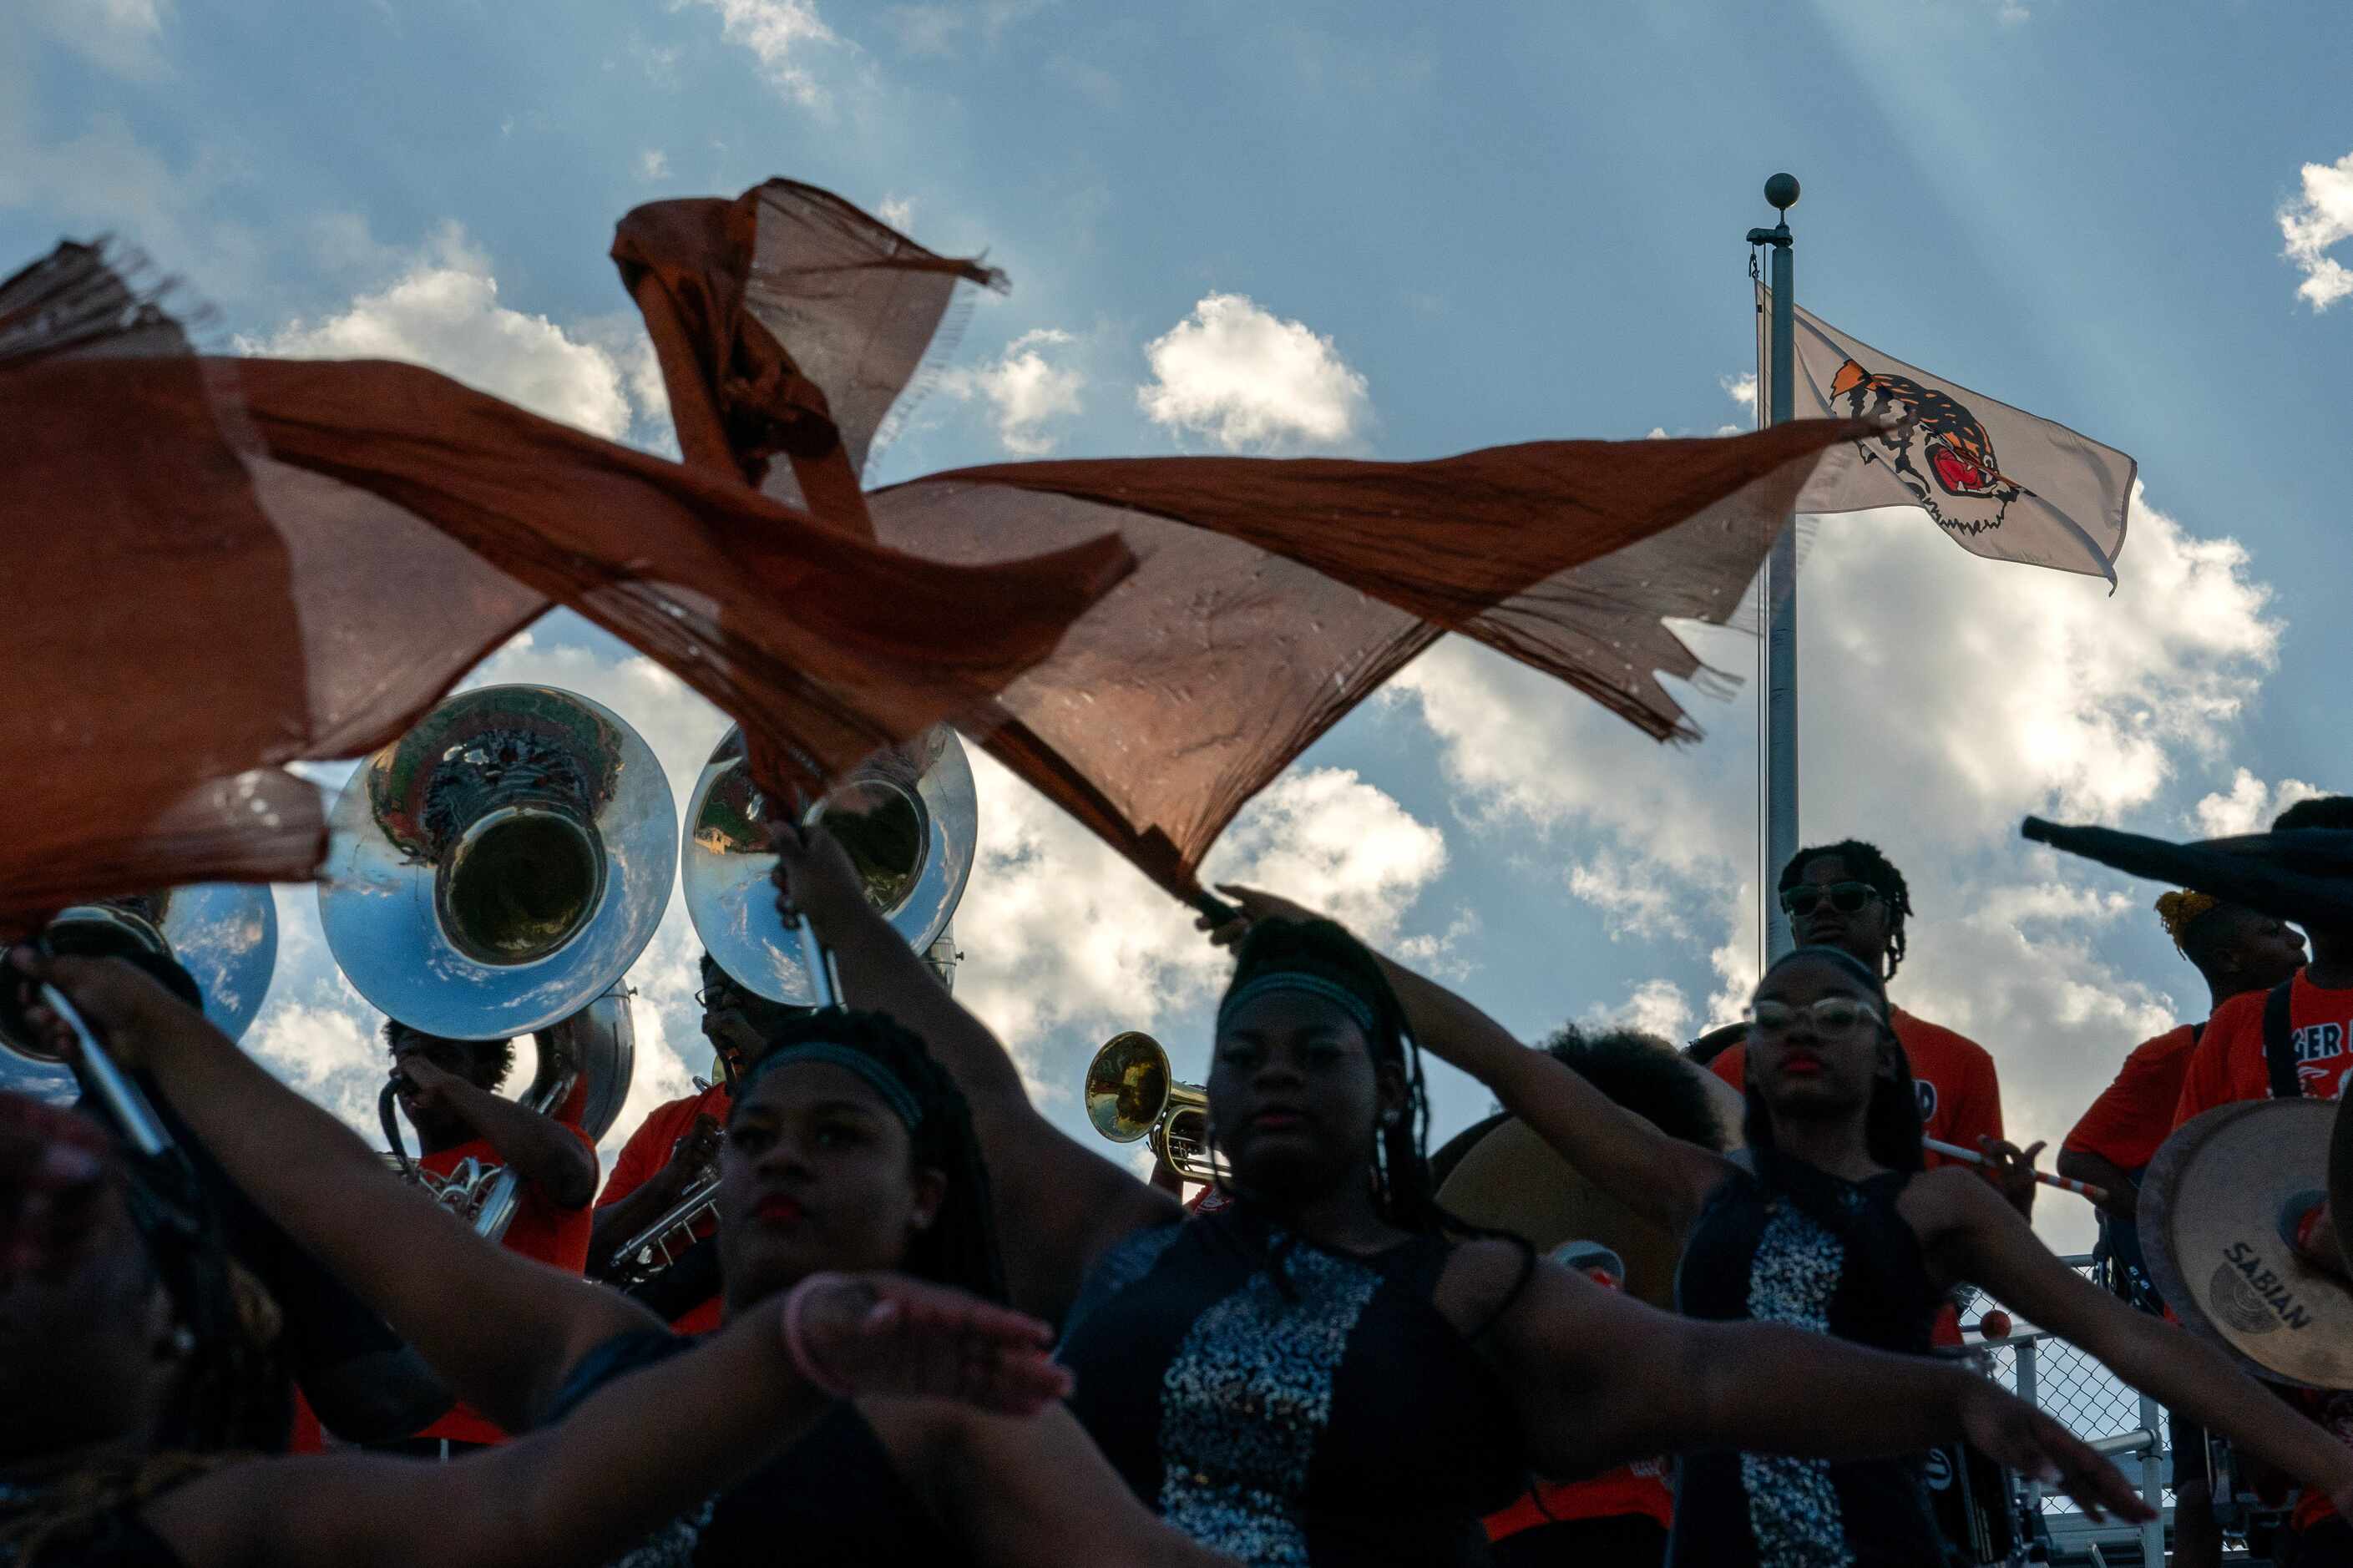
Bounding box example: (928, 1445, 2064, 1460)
(1085, 1031, 1223, 1185)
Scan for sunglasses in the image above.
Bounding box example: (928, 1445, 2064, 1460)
(1748, 998, 1883, 1038)
(1779, 881, 1883, 919)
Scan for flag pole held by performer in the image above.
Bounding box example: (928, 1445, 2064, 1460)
(1749, 173, 1801, 964)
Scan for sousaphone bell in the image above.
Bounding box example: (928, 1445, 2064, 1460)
(681, 722, 974, 1004)
(0, 883, 278, 1105)
(1085, 1031, 1223, 1184)
(320, 684, 674, 1238)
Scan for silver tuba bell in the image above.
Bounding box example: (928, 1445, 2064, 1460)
(319, 684, 674, 1240)
(681, 722, 974, 1004)
(0, 884, 278, 1106)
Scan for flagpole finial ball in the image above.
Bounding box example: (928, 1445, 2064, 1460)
(1764, 173, 1801, 212)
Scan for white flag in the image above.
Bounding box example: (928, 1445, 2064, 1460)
(1760, 286, 2135, 584)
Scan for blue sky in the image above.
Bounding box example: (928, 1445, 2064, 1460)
(13, 0, 2351, 1251)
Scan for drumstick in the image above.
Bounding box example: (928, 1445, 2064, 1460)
(1924, 1137, 2108, 1204)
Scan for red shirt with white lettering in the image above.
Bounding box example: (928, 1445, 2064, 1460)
(599, 1082, 731, 1334)
(2173, 974, 2353, 1123)
(2170, 974, 2353, 1532)
(1709, 1007, 2006, 1166)
(412, 1129, 596, 1444)
(2064, 1024, 2201, 1171)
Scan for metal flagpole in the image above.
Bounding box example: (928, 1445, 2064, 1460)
(1748, 173, 1800, 962)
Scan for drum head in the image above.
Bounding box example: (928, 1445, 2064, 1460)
(2141, 1100, 2353, 1390)
(1435, 1118, 1684, 1309)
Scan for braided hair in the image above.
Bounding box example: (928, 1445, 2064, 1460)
(1741, 945, 1925, 1175)
(1217, 918, 1444, 1234)
(1780, 838, 1915, 979)
(732, 1009, 1006, 1302)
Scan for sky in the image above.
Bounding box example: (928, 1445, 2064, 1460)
(12, 0, 2352, 1254)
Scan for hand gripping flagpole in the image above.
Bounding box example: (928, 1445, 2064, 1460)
(1747, 173, 1801, 963)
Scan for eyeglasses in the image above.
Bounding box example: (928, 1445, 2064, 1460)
(1748, 998, 1882, 1038)
(1779, 881, 1883, 919)
(695, 986, 741, 1012)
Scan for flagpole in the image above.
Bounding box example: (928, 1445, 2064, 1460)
(1748, 172, 1800, 962)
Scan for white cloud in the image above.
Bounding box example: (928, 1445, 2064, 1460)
(2281, 150, 2353, 311)
(1594, 978, 1695, 1042)
(876, 194, 916, 231)
(26, 0, 172, 78)
(1137, 292, 1371, 453)
(1389, 482, 2280, 1251)
(637, 149, 670, 181)
(936, 327, 1086, 455)
(239, 225, 663, 445)
(1722, 371, 1758, 416)
(682, 0, 841, 108)
(2192, 767, 2325, 837)
(954, 758, 1454, 1103)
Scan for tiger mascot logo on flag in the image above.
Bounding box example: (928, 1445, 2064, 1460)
(1829, 358, 2031, 537)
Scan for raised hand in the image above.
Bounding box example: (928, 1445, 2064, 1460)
(6, 946, 197, 1071)
(1958, 1378, 2153, 1525)
(781, 1272, 1073, 1417)
(1192, 883, 1325, 950)
(768, 819, 873, 941)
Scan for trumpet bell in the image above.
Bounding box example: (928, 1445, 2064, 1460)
(1086, 1031, 1171, 1144)
(0, 883, 279, 1103)
(319, 685, 677, 1040)
(683, 723, 975, 1004)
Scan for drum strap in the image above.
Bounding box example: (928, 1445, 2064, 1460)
(2263, 980, 2300, 1100)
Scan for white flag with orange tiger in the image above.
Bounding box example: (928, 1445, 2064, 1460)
(1759, 286, 2136, 584)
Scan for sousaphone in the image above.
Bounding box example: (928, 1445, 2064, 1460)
(320, 685, 675, 1238)
(2141, 1100, 2353, 1389)
(0, 883, 278, 1105)
(682, 722, 974, 1003)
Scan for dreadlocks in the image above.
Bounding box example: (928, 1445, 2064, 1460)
(1217, 917, 1443, 1234)
(732, 1009, 1006, 1302)
(1780, 837, 1915, 979)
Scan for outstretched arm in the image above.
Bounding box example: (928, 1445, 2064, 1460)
(873, 1402, 1233, 1567)
(13, 951, 647, 1431)
(1481, 1252, 2151, 1525)
(772, 824, 1178, 1323)
(1917, 1167, 2353, 1515)
(154, 1274, 1074, 1568)
(1210, 886, 1730, 1237)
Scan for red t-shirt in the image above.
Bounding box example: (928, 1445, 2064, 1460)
(599, 1082, 731, 1333)
(412, 1128, 597, 1444)
(2173, 974, 2353, 1125)
(2169, 975, 2353, 1532)
(2063, 1024, 2201, 1171)
(1709, 1007, 2006, 1167)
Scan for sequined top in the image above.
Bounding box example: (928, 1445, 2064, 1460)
(1670, 1151, 1951, 1568)
(1058, 1205, 1524, 1567)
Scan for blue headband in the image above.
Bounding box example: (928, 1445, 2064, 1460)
(1216, 972, 1380, 1038)
(738, 1041, 924, 1130)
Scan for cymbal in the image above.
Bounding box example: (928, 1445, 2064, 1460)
(1436, 1118, 1684, 1310)
(2141, 1100, 2353, 1390)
